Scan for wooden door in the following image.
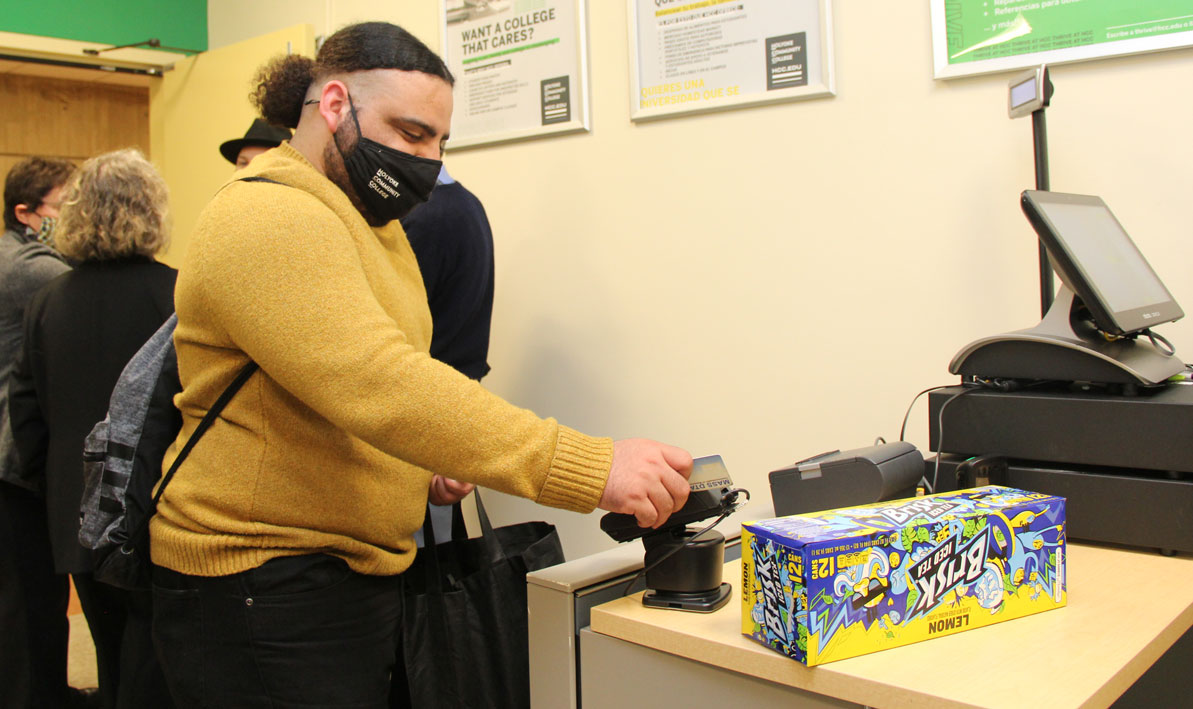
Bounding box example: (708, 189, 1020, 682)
(0, 67, 150, 176)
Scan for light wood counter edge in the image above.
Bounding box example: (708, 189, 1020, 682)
(590, 545, 1193, 709)
(1083, 600, 1193, 709)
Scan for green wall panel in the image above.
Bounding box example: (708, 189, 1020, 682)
(2, 0, 207, 53)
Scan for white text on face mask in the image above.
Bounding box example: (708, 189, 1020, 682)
(369, 169, 402, 199)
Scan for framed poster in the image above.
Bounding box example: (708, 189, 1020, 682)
(441, 0, 590, 149)
(628, 0, 835, 122)
(931, 0, 1193, 79)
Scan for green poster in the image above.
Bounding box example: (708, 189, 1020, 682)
(933, 0, 1193, 77)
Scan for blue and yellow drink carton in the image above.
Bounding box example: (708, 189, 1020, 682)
(742, 486, 1066, 666)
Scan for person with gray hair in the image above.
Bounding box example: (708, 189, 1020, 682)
(9, 148, 176, 709)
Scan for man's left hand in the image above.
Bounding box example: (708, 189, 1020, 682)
(429, 475, 475, 505)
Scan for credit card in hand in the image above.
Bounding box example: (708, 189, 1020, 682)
(689, 454, 732, 492)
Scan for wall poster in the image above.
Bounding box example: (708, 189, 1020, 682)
(441, 0, 590, 149)
(931, 0, 1193, 79)
(628, 0, 835, 122)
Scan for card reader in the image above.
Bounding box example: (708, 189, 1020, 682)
(599, 455, 733, 543)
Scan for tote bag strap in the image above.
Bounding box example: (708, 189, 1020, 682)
(419, 506, 445, 592)
(419, 498, 474, 592)
(449, 501, 468, 542)
(418, 488, 510, 590)
(472, 489, 508, 565)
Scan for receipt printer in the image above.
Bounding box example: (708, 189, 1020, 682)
(768, 442, 924, 517)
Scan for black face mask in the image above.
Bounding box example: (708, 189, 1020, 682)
(335, 95, 442, 224)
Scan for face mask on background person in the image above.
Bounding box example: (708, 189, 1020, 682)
(335, 94, 442, 224)
(27, 215, 57, 247)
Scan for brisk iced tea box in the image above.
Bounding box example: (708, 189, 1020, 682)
(742, 486, 1066, 666)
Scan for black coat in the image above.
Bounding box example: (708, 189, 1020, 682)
(401, 181, 494, 381)
(8, 258, 175, 573)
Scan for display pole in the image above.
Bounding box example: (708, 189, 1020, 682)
(1033, 107, 1053, 317)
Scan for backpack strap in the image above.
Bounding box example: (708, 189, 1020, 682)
(120, 360, 258, 555)
(152, 361, 259, 506)
(209, 174, 290, 199)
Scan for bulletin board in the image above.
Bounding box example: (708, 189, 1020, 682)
(628, 0, 835, 122)
(441, 0, 590, 149)
(931, 0, 1193, 79)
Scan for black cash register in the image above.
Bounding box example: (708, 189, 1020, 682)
(936, 190, 1193, 554)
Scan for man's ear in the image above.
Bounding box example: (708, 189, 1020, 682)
(315, 80, 352, 135)
(13, 203, 34, 227)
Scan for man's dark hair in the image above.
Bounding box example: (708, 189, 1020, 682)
(252, 22, 455, 130)
(4, 156, 75, 234)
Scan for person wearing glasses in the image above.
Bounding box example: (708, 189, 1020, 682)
(1, 156, 95, 708)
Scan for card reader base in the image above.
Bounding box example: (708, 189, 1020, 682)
(643, 583, 732, 613)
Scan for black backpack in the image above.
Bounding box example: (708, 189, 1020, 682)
(78, 314, 256, 589)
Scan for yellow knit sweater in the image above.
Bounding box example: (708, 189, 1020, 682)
(150, 143, 612, 577)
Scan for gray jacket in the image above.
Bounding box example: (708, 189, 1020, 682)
(0, 228, 69, 489)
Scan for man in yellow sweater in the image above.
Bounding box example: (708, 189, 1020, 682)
(150, 22, 693, 708)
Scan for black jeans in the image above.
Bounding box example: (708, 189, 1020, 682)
(152, 554, 404, 709)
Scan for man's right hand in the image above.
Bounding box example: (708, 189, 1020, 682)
(598, 439, 694, 529)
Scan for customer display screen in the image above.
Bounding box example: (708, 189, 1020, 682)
(1010, 77, 1037, 110)
(1022, 191, 1183, 335)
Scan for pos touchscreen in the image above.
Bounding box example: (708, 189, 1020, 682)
(1021, 190, 1183, 336)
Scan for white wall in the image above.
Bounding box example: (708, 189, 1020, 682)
(209, 2, 1193, 560)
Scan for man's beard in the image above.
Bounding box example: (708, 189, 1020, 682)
(323, 121, 386, 227)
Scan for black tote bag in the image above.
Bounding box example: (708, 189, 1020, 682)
(397, 490, 565, 709)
